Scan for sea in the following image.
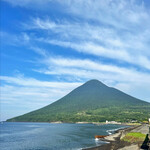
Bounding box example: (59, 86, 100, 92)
(0, 122, 128, 150)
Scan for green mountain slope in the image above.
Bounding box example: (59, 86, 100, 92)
(7, 79, 150, 122)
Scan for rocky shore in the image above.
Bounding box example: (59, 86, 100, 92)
(82, 124, 149, 150)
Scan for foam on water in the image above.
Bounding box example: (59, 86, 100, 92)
(106, 126, 127, 135)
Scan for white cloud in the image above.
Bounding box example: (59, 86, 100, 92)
(2, 0, 150, 120)
(2, 0, 53, 8)
(30, 47, 49, 57)
(0, 32, 30, 46)
(115, 82, 150, 102)
(44, 56, 130, 74)
(32, 18, 57, 29)
(45, 40, 150, 70)
(38, 56, 150, 82)
(0, 75, 82, 89)
(3, 0, 150, 70)
(26, 14, 150, 70)
(60, 0, 150, 29)
(32, 55, 150, 102)
(4, 0, 149, 28)
(0, 75, 82, 120)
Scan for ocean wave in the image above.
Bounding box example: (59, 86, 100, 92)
(106, 126, 126, 135)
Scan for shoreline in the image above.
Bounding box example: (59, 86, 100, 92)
(6, 120, 141, 126)
(3, 122, 143, 150)
(82, 125, 140, 150)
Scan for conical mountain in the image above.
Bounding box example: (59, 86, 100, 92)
(7, 79, 150, 122)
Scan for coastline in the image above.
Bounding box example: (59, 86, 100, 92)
(82, 124, 140, 150)
(3, 122, 144, 150)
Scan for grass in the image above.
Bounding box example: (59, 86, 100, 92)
(122, 132, 146, 143)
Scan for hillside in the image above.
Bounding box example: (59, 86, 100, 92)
(7, 79, 150, 122)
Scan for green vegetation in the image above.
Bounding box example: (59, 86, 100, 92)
(7, 79, 150, 122)
(122, 132, 146, 143)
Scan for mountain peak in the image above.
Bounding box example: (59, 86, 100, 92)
(84, 79, 107, 87)
(7, 79, 150, 123)
(86, 79, 100, 83)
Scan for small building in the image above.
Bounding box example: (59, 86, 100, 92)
(106, 120, 108, 124)
(131, 120, 137, 123)
(105, 120, 121, 124)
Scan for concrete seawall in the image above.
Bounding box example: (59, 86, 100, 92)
(83, 124, 150, 150)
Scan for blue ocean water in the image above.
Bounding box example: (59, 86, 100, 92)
(0, 122, 128, 150)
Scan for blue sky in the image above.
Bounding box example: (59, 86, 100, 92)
(1, 0, 150, 121)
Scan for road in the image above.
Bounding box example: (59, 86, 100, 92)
(131, 124, 149, 135)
